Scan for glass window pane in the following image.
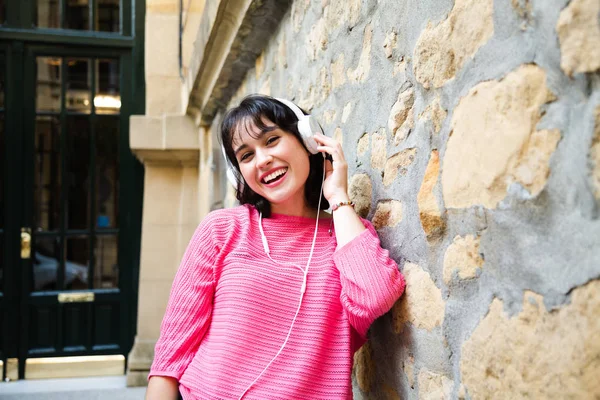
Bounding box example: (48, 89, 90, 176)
(65, 236, 89, 289)
(0, 115, 4, 289)
(33, 236, 60, 291)
(65, 0, 90, 30)
(96, 0, 120, 32)
(37, 57, 62, 113)
(66, 116, 91, 230)
(0, 0, 5, 26)
(95, 59, 120, 115)
(67, 58, 91, 113)
(94, 234, 117, 288)
(37, 0, 60, 29)
(96, 117, 119, 229)
(0, 54, 4, 108)
(34, 116, 62, 232)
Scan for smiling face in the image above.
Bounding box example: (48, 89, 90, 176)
(232, 117, 312, 215)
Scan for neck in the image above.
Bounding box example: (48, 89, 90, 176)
(270, 196, 317, 218)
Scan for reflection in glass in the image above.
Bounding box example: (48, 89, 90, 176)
(95, 59, 120, 114)
(65, 236, 89, 289)
(36, 0, 60, 29)
(65, 0, 89, 30)
(37, 57, 62, 112)
(67, 59, 91, 113)
(94, 235, 118, 288)
(34, 116, 61, 232)
(96, 0, 120, 32)
(66, 117, 90, 230)
(96, 117, 119, 229)
(32, 236, 60, 291)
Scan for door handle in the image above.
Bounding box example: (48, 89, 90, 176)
(21, 228, 32, 259)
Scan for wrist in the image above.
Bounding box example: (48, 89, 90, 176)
(328, 194, 350, 205)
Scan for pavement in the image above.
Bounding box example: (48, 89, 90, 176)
(0, 376, 146, 399)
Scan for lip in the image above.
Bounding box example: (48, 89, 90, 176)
(259, 167, 288, 186)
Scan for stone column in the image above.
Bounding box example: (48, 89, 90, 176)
(126, 114, 200, 386)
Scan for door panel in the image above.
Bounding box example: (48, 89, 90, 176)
(18, 47, 126, 376)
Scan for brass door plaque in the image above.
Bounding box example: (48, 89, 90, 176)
(58, 292, 95, 303)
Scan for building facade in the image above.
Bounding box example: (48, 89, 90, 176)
(130, 0, 600, 398)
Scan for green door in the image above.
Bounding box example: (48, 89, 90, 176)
(0, 0, 144, 380)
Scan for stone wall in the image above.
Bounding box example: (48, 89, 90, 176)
(214, 0, 600, 398)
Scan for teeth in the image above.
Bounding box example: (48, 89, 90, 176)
(264, 168, 287, 183)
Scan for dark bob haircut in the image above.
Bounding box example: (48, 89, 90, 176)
(220, 94, 329, 217)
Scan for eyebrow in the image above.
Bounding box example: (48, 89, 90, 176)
(233, 125, 278, 156)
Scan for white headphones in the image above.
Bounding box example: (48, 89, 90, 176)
(222, 97, 323, 188)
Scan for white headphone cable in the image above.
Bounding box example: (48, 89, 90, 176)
(238, 161, 326, 399)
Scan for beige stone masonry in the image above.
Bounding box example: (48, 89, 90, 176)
(403, 355, 416, 388)
(443, 235, 484, 284)
(130, 114, 199, 166)
(419, 95, 447, 134)
(371, 128, 387, 170)
(442, 64, 559, 209)
(331, 54, 347, 90)
(418, 150, 445, 240)
(413, 0, 494, 89)
(372, 200, 403, 230)
(591, 106, 600, 200)
(388, 87, 415, 144)
(383, 148, 417, 187)
(357, 133, 369, 157)
(557, 0, 600, 76)
(383, 30, 397, 59)
(418, 369, 453, 400)
(349, 173, 372, 218)
(347, 23, 373, 83)
(353, 341, 375, 393)
(341, 102, 353, 123)
(392, 262, 445, 333)
(461, 280, 600, 398)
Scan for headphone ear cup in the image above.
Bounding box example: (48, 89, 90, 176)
(226, 167, 238, 188)
(297, 117, 320, 154)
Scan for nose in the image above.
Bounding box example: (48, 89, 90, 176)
(255, 148, 273, 169)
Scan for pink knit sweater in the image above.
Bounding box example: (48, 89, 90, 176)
(149, 205, 405, 399)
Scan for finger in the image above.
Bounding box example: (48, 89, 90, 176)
(313, 133, 340, 147)
(317, 145, 346, 162)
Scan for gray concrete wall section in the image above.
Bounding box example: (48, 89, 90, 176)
(223, 0, 600, 398)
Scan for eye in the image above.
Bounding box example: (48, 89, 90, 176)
(239, 151, 253, 162)
(266, 136, 280, 145)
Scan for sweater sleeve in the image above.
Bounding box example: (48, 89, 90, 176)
(148, 215, 218, 381)
(333, 219, 405, 339)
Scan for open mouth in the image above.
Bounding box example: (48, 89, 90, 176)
(262, 168, 288, 184)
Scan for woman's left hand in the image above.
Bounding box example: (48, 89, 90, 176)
(313, 133, 350, 204)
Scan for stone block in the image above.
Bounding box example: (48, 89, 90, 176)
(349, 174, 372, 218)
(372, 200, 403, 230)
(442, 64, 559, 209)
(347, 23, 372, 83)
(443, 235, 484, 284)
(383, 148, 417, 186)
(557, 0, 600, 76)
(413, 0, 493, 88)
(388, 87, 415, 143)
(392, 263, 445, 333)
(418, 369, 453, 400)
(370, 128, 387, 170)
(417, 150, 445, 240)
(461, 280, 600, 398)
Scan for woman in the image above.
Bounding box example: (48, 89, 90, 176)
(146, 95, 405, 399)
